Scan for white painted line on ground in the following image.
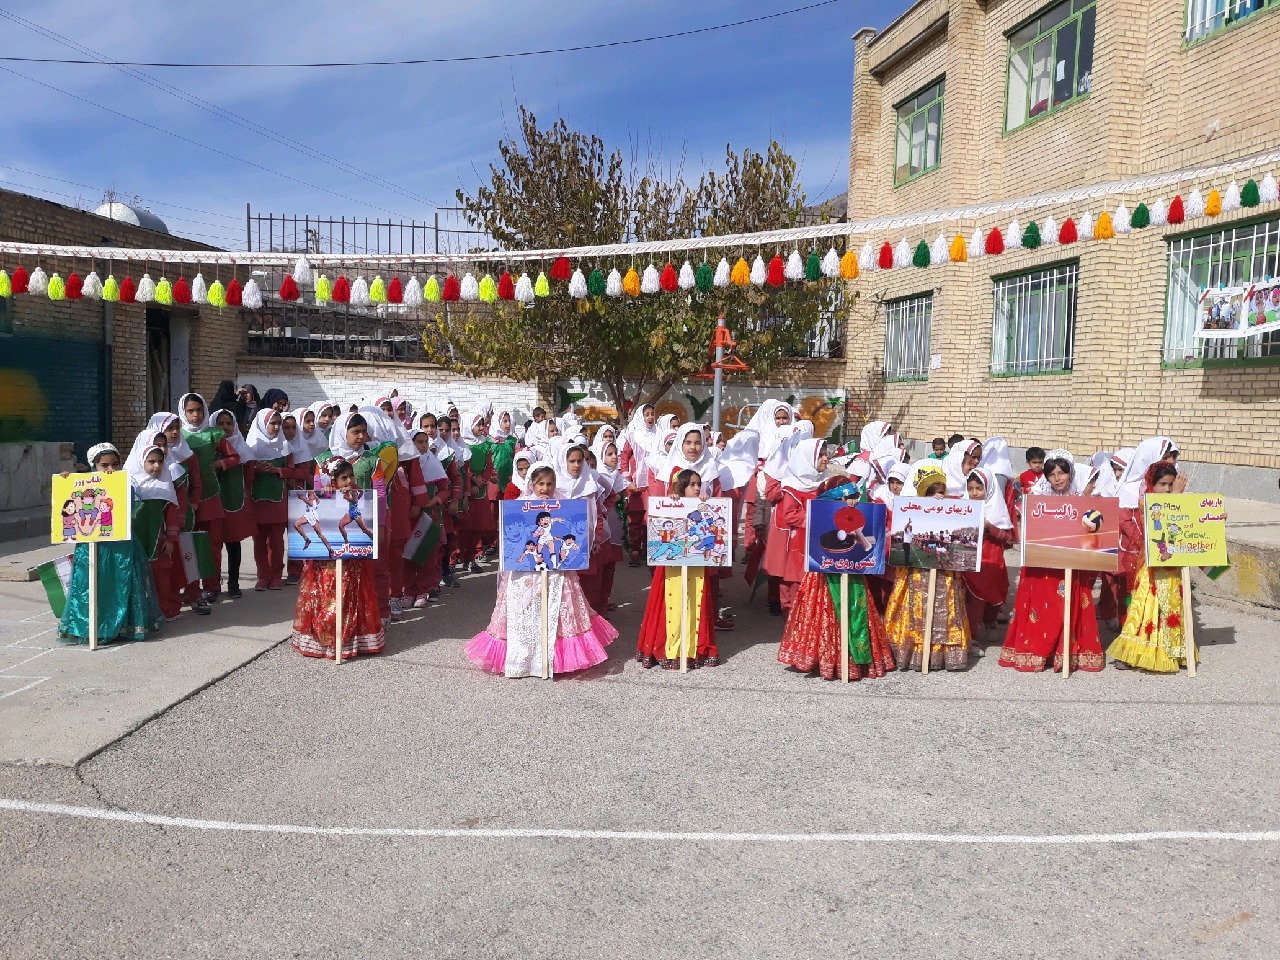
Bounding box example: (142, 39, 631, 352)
(0, 649, 56, 672)
(1, 799, 1277, 845)
(0, 677, 50, 700)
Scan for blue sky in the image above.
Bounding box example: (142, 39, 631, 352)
(0, 0, 898, 250)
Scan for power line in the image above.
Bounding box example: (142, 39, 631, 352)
(1, 166, 242, 223)
(0, 1, 845, 68)
(0, 8, 439, 208)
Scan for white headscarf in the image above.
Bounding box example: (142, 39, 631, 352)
(246, 408, 290, 460)
(553, 438, 601, 500)
(210, 408, 252, 461)
(623, 404, 660, 476)
(460, 408, 489, 444)
(967, 467, 1012, 529)
(397, 429, 448, 484)
(177, 392, 211, 433)
(124, 430, 177, 504)
(662, 422, 720, 487)
(490, 407, 513, 442)
(1031, 449, 1088, 496)
(944, 439, 983, 496)
(358, 405, 402, 445)
(980, 437, 1015, 481)
(511, 448, 539, 497)
(147, 412, 192, 461)
(859, 420, 891, 454)
(783, 437, 827, 494)
(742, 399, 794, 461)
(296, 404, 329, 457)
(875, 460, 912, 508)
(1118, 437, 1178, 509)
(719, 428, 761, 491)
(762, 421, 814, 481)
(871, 431, 904, 462)
(328, 411, 367, 461)
(282, 411, 312, 462)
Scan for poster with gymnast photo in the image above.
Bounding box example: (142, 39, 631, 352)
(1195, 280, 1280, 340)
(888, 498, 984, 572)
(645, 497, 734, 568)
(805, 500, 888, 575)
(499, 499, 592, 573)
(1021, 494, 1121, 573)
(287, 489, 379, 560)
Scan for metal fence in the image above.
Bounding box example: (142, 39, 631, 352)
(244, 206, 492, 256)
(243, 300, 442, 363)
(990, 262, 1079, 375)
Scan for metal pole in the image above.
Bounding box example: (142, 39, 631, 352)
(245, 202, 252, 251)
(711, 314, 726, 433)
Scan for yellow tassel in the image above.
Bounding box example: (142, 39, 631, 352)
(730, 258, 750, 286)
(948, 234, 967, 263)
(622, 268, 641, 297)
(1205, 188, 1222, 217)
(1094, 211, 1116, 240)
(839, 250, 859, 279)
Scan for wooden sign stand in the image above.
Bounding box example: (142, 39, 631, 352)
(921, 568, 937, 675)
(839, 573, 850, 684)
(540, 569, 551, 680)
(679, 565, 691, 674)
(1062, 568, 1073, 680)
(334, 558, 344, 665)
(87, 543, 99, 652)
(1182, 567, 1197, 678)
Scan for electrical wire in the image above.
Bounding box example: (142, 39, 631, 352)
(1, 166, 241, 224)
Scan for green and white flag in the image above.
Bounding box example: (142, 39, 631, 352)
(402, 514, 441, 565)
(179, 531, 215, 584)
(37, 554, 74, 618)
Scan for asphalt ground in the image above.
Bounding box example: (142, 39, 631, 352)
(2, 560, 1278, 960)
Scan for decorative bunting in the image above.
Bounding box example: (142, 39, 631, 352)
(1059, 217, 1078, 245)
(279, 275, 300, 301)
(893, 240, 912, 270)
(292, 256, 312, 285)
(839, 249, 859, 280)
(0, 271, 10, 297)
(623, 267, 641, 296)
(730, 258, 750, 286)
(677, 261, 696, 291)
(660, 262, 679, 292)
(1132, 202, 1152, 229)
(66, 272, 84, 300)
(641, 264, 661, 294)
(155, 277, 173, 305)
(784, 251, 804, 281)
(11, 266, 29, 294)
(1241, 179, 1260, 208)
(1042, 217, 1059, 247)
(767, 254, 785, 286)
(549, 257, 572, 282)
(313, 274, 331, 304)
(84, 271, 103, 300)
(135, 273, 156, 303)
(206, 279, 224, 307)
(173, 276, 191, 304)
(332, 275, 351, 303)
(369, 276, 388, 303)
(949, 233, 968, 263)
(1076, 212, 1093, 242)
(568, 268, 588, 299)
(1204, 188, 1222, 217)
(225, 278, 242, 307)
(120, 275, 137, 303)
(242, 278, 263, 310)
(403, 276, 423, 307)
(441, 274, 460, 302)
(1184, 189, 1204, 220)
(1222, 182, 1241, 213)
(877, 243, 894, 271)
(713, 258, 731, 288)
(534, 272, 551, 298)
(1261, 174, 1278, 204)
(929, 234, 948, 266)
(513, 274, 533, 304)
(750, 256, 767, 286)
(478, 274, 499, 303)
(804, 251, 821, 282)
(695, 262, 714, 292)
(822, 247, 841, 279)
(1113, 205, 1132, 234)
(425, 276, 442, 303)
(912, 241, 930, 268)
(350, 276, 370, 307)
(606, 268, 623, 297)
(497, 272, 517, 302)
(27, 267, 48, 297)
(458, 273, 478, 302)
(47, 273, 65, 301)
(387, 276, 404, 304)
(1165, 196, 1183, 225)
(103, 274, 120, 302)
(1094, 211, 1115, 240)
(587, 269, 606, 297)
(970, 228, 985, 259)
(985, 227, 1005, 256)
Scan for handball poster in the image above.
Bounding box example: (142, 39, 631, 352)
(1021, 495, 1120, 573)
(287, 489, 379, 560)
(645, 497, 734, 568)
(499, 499, 592, 572)
(805, 500, 887, 575)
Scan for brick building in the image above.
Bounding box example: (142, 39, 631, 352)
(842, 0, 1280, 493)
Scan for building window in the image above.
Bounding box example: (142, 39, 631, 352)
(1164, 217, 1280, 365)
(894, 79, 944, 185)
(883, 293, 933, 382)
(1186, 0, 1278, 41)
(991, 263, 1078, 375)
(1005, 0, 1095, 131)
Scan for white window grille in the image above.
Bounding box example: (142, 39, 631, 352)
(1164, 217, 1280, 364)
(990, 263, 1078, 375)
(883, 293, 933, 381)
(1186, 0, 1277, 42)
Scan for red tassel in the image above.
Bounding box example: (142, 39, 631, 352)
(225, 278, 243, 306)
(766, 255, 785, 287)
(332, 275, 351, 303)
(878, 243, 894, 271)
(985, 228, 1005, 256)
(1168, 196, 1185, 224)
(120, 275, 137, 303)
(279, 275, 300, 301)
(549, 257, 572, 281)
(65, 272, 83, 300)
(497, 271, 515, 301)
(1059, 218, 1078, 244)
(387, 276, 403, 303)
(442, 274, 461, 302)
(660, 263, 679, 292)
(172, 276, 191, 303)
(11, 266, 29, 294)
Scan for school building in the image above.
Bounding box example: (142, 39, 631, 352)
(841, 0, 1280, 498)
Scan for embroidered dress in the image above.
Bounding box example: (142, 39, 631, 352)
(882, 566, 972, 671)
(778, 572, 895, 679)
(290, 560, 385, 660)
(58, 536, 163, 644)
(635, 566, 718, 668)
(1107, 562, 1197, 672)
(998, 568, 1104, 672)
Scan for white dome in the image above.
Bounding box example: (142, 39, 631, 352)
(93, 201, 170, 234)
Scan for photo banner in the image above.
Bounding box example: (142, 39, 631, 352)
(51, 471, 132, 544)
(1021, 495, 1121, 573)
(645, 497, 734, 568)
(805, 500, 888, 575)
(499, 499, 592, 572)
(288, 489, 379, 560)
(1195, 281, 1280, 340)
(888, 497, 984, 572)
(1145, 494, 1228, 567)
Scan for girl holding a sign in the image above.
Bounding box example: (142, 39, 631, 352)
(246, 409, 310, 592)
(962, 468, 1016, 640)
(124, 431, 184, 623)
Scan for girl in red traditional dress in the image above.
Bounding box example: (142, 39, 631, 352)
(246, 409, 309, 592)
(759, 422, 814, 614)
(589, 433, 627, 613)
(962, 467, 1016, 641)
(211, 408, 255, 599)
(178, 392, 240, 603)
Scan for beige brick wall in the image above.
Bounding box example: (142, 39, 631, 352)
(843, 0, 1280, 469)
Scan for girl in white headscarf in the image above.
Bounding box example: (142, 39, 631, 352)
(589, 431, 628, 612)
(962, 467, 1015, 640)
(774, 438, 829, 613)
(943, 438, 983, 497)
(742, 399, 794, 462)
(211, 407, 256, 598)
(125, 430, 183, 622)
(177, 392, 244, 602)
(620, 403, 659, 567)
(246, 409, 308, 592)
(389, 428, 451, 611)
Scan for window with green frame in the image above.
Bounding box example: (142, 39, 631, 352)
(1163, 216, 1280, 366)
(894, 79, 944, 185)
(990, 262, 1078, 375)
(883, 292, 933, 381)
(1005, 0, 1095, 132)
(1186, 0, 1279, 42)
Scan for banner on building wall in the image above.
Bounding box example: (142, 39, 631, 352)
(1195, 282, 1280, 340)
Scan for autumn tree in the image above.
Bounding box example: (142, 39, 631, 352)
(429, 106, 842, 414)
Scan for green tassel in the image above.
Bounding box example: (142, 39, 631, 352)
(587, 268, 606, 297)
(478, 275, 498, 303)
(804, 252, 822, 281)
(1023, 221, 1042, 249)
(48, 274, 66, 301)
(103, 275, 120, 302)
(0, 271, 11, 298)
(1241, 179, 1261, 208)
(315, 275, 332, 303)
(369, 276, 388, 303)
(155, 278, 173, 305)
(912, 241, 931, 268)
(534, 272, 550, 297)
(424, 276, 441, 302)
(695, 263, 714, 292)
(1131, 203, 1151, 229)
(208, 280, 226, 308)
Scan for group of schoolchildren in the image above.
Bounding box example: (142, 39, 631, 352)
(55, 388, 1197, 680)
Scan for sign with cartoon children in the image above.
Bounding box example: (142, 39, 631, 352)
(50, 471, 132, 544)
(1195, 281, 1280, 340)
(499, 499, 592, 572)
(1145, 494, 1229, 567)
(645, 497, 734, 568)
(287, 487, 380, 560)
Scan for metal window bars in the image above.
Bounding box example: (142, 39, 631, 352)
(990, 263, 1078, 375)
(1186, 0, 1275, 40)
(883, 294, 933, 381)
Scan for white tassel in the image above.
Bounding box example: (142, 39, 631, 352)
(970, 229, 985, 259)
(677, 260, 696, 291)
(858, 241, 877, 273)
(514, 273, 535, 304)
(458, 273, 478, 302)
(1007, 220, 1023, 250)
(136, 272, 155, 302)
(1077, 211, 1094, 242)
(351, 276, 371, 306)
(821, 247, 841, 278)
(640, 264, 660, 294)
(784, 250, 804, 281)
(1114, 205, 1132, 234)
(713, 258, 731, 287)
(568, 268, 588, 299)
(292, 255, 312, 285)
(1223, 181, 1241, 212)
(242, 277, 263, 310)
(892, 240, 912, 270)
(403, 276, 423, 308)
(1261, 174, 1279, 204)
(192, 273, 208, 304)
(749, 256, 767, 285)
(1151, 198, 1169, 227)
(1185, 188, 1205, 220)
(1042, 216, 1059, 246)
(605, 268, 623, 297)
(82, 271, 103, 300)
(27, 267, 48, 296)
(929, 233, 948, 266)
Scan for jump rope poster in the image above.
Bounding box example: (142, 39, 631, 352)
(499, 499, 592, 572)
(888, 498, 984, 572)
(51, 471, 132, 544)
(645, 497, 734, 567)
(287, 488, 379, 560)
(1021, 495, 1121, 573)
(805, 500, 888, 575)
